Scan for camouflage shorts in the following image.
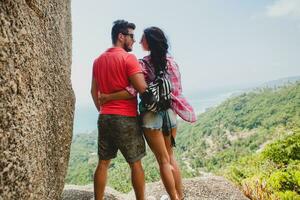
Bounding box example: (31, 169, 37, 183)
(97, 114, 146, 163)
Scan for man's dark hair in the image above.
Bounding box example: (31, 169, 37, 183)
(111, 20, 136, 44)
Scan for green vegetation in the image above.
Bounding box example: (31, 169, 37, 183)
(66, 131, 192, 192)
(65, 132, 98, 184)
(225, 130, 300, 199)
(65, 129, 162, 192)
(66, 82, 300, 198)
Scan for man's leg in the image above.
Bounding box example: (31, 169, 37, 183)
(129, 160, 145, 200)
(115, 115, 146, 199)
(94, 159, 111, 200)
(95, 115, 118, 199)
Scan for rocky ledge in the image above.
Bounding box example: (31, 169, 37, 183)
(62, 175, 249, 200)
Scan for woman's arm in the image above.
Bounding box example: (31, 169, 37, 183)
(99, 90, 134, 105)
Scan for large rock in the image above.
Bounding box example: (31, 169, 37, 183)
(62, 185, 127, 200)
(0, 0, 74, 199)
(62, 175, 249, 200)
(127, 175, 249, 200)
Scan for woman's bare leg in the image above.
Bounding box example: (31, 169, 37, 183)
(164, 128, 184, 199)
(144, 128, 179, 200)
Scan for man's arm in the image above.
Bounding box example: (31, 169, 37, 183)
(129, 72, 147, 94)
(91, 77, 100, 111)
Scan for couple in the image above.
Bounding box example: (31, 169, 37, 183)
(91, 19, 196, 200)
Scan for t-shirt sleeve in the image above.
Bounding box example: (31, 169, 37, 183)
(126, 54, 142, 77)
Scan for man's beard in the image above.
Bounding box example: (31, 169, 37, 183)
(124, 43, 132, 52)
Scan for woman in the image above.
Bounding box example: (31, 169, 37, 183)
(100, 27, 196, 200)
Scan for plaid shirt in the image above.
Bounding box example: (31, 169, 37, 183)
(126, 55, 197, 123)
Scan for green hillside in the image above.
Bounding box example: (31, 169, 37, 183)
(175, 82, 300, 199)
(225, 130, 300, 199)
(66, 82, 300, 198)
(177, 82, 300, 173)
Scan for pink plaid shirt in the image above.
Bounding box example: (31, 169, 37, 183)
(126, 55, 197, 123)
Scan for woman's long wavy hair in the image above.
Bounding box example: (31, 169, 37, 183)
(144, 27, 169, 76)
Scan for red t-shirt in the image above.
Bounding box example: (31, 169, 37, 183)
(93, 47, 142, 116)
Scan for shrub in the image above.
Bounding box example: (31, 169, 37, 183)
(262, 132, 300, 164)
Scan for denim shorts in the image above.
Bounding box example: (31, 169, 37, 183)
(141, 108, 177, 130)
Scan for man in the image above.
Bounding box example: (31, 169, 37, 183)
(91, 20, 147, 200)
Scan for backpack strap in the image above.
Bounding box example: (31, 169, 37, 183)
(161, 110, 176, 147)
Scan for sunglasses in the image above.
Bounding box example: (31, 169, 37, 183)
(122, 32, 134, 39)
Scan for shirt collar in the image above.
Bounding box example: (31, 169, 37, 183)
(107, 47, 126, 52)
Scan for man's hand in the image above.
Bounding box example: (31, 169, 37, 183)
(98, 91, 111, 106)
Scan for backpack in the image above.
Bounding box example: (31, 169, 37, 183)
(140, 59, 172, 112)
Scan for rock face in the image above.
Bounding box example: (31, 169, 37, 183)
(62, 185, 127, 200)
(62, 176, 249, 200)
(128, 175, 249, 200)
(0, 0, 74, 199)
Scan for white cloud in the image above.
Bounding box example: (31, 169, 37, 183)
(266, 0, 300, 18)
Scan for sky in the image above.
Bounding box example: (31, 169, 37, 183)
(71, 0, 300, 109)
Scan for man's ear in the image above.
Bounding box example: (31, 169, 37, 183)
(118, 33, 124, 42)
